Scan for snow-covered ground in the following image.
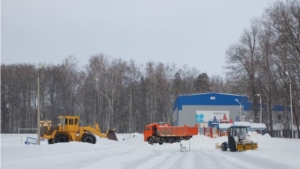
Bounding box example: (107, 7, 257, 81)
(1, 132, 300, 169)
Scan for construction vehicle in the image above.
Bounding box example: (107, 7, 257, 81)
(40, 115, 118, 144)
(144, 122, 198, 145)
(216, 125, 258, 151)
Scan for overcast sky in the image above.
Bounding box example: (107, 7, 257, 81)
(2, 0, 278, 76)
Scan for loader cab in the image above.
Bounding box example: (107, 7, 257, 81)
(229, 126, 247, 141)
(58, 116, 80, 132)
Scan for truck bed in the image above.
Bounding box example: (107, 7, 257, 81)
(156, 124, 198, 137)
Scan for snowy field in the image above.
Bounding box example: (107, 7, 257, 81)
(1, 132, 300, 169)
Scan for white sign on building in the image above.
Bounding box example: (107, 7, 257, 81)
(196, 111, 229, 123)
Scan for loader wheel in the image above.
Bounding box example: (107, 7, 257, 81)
(168, 138, 174, 144)
(221, 143, 227, 151)
(82, 134, 96, 144)
(229, 138, 237, 152)
(54, 134, 68, 143)
(48, 139, 54, 144)
(148, 138, 153, 145)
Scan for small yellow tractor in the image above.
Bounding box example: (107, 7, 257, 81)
(216, 126, 258, 151)
(40, 115, 118, 144)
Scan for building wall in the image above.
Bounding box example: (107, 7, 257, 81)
(176, 105, 242, 126)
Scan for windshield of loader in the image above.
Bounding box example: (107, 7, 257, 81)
(235, 127, 247, 139)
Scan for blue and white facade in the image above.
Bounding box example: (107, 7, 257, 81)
(172, 93, 286, 134)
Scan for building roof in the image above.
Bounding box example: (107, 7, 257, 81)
(218, 123, 233, 130)
(172, 92, 287, 112)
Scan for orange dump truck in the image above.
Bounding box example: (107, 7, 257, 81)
(144, 122, 198, 145)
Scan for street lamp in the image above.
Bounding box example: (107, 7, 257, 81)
(235, 99, 242, 121)
(286, 71, 293, 139)
(37, 63, 44, 145)
(256, 94, 262, 123)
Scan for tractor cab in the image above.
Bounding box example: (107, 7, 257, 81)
(58, 116, 80, 132)
(229, 126, 247, 142)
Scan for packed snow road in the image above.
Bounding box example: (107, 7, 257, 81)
(1, 133, 299, 169)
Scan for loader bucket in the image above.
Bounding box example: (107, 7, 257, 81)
(107, 130, 118, 141)
(252, 143, 258, 150)
(40, 126, 48, 137)
(237, 142, 258, 151)
(237, 143, 245, 151)
(244, 143, 253, 150)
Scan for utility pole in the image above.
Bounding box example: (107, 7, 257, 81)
(256, 94, 262, 123)
(37, 63, 44, 145)
(286, 71, 293, 139)
(235, 99, 242, 121)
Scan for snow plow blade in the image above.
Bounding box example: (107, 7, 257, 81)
(215, 143, 221, 149)
(237, 142, 258, 151)
(107, 130, 118, 141)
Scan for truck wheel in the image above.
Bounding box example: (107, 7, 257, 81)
(48, 139, 54, 144)
(168, 138, 174, 144)
(148, 138, 153, 145)
(221, 143, 227, 151)
(82, 134, 97, 144)
(54, 134, 68, 143)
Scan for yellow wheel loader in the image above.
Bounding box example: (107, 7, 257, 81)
(40, 116, 118, 144)
(216, 126, 258, 151)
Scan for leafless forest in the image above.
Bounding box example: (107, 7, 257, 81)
(1, 1, 300, 137)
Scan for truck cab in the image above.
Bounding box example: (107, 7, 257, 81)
(143, 122, 170, 142)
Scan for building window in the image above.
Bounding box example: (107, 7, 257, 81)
(210, 96, 216, 100)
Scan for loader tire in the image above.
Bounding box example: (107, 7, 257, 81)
(82, 134, 97, 144)
(54, 134, 68, 143)
(221, 143, 228, 151)
(48, 139, 54, 144)
(229, 138, 237, 152)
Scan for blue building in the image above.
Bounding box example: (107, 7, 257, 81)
(172, 93, 286, 134)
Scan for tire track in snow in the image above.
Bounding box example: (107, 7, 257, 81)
(151, 152, 184, 169)
(3, 148, 128, 169)
(177, 151, 196, 169)
(204, 149, 294, 169)
(194, 151, 219, 169)
(78, 150, 151, 169)
(128, 151, 174, 169)
(201, 150, 243, 169)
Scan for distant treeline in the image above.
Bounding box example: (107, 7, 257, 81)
(1, 0, 299, 138)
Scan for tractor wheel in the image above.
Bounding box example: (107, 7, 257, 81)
(148, 138, 154, 145)
(82, 134, 97, 144)
(221, 143, 228, 151)
(48, 139, 54, 144)
(54, 134, 68, 143)
(229, 138, 237, 152)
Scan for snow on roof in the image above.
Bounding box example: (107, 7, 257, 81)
(234, 122, 251, 126)
(218, 123, 233, 129)
(250, 123, 266, 129)
(186, 92, 247, 97)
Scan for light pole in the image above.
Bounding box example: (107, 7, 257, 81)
(286, 71, 293, 139)
(235, 99, 242, 121)
(37, 63, 44, 145)
(256, 94, 262, 123)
